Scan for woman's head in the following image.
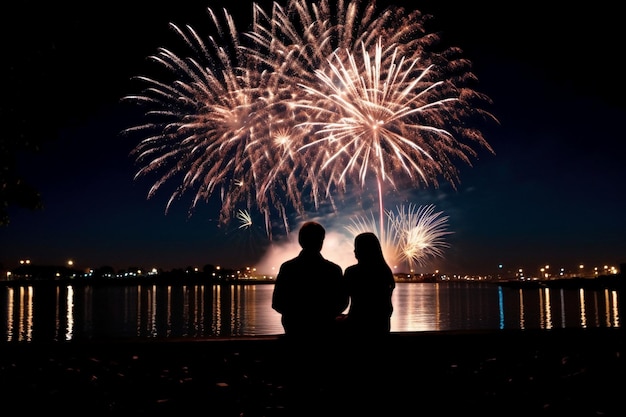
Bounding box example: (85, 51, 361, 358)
(354, 232, 385, 262)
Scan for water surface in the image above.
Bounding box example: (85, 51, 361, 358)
(1, 281, 621, 342)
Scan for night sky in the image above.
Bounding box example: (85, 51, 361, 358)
(2, 0, 625, 276)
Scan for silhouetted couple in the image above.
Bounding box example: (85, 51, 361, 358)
(271, 221, 395, 339)
(271, 221, 396, 415)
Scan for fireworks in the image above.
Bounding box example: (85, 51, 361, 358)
(346, 203, 451, 270)
(122, 7, 288, 238)
(236, 209, 253, 229)
(123, 0, 496, 243)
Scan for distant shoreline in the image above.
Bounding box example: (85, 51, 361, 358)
(2, 274, 623, 290)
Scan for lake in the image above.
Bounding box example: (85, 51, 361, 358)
(1, 280, 621, 342)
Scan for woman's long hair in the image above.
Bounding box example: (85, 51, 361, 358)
(354, 232, 388, 267)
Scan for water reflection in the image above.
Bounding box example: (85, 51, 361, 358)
(1, 282, 621, 342)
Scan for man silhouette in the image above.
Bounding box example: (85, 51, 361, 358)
(272, 221, 348, 337)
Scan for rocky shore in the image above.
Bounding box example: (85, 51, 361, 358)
(1, 328, 624, 416)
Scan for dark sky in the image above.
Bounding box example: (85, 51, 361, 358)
(2, 0, 625, 276)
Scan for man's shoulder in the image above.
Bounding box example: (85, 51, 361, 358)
(322, 259, 343, 273)
(279, 252, 341, 273)
(326, 259, 342, 268)
(278, 257, 301, 271)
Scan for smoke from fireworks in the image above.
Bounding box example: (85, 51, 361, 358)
(123, 0, 496, 244)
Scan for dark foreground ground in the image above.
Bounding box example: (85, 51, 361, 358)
(1, 328, 624, 417)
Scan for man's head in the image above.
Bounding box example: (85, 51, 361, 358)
(298, 221, 325, 251)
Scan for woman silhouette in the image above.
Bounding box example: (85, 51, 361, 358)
(343, 232, 395, 336)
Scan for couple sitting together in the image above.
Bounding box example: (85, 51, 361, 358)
(271, 221, 395, 338)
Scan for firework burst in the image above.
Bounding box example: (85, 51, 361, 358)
(123, 0, 496, 240)
(236, 209, 253, 229)
(121, 7, 291, 238)
(346, 203, 451, 270)
(387, 203, 452, 270)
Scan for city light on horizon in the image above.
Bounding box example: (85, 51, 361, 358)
(2, 253, 622, 281)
